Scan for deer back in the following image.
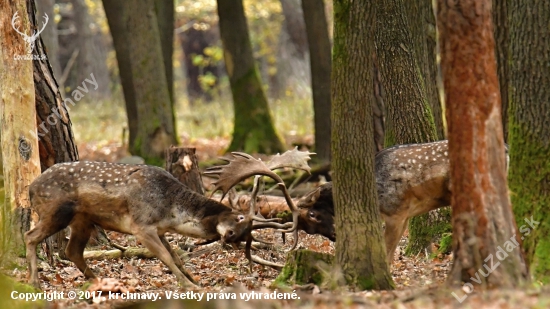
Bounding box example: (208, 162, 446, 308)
(29, 161, 250, 241)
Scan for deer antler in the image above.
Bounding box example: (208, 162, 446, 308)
(206, 149, 314, 269)
(205, 152, 284, 200)
(267, 147, 314, 172)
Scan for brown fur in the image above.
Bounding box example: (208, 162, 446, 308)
(25, 161, 251, 289)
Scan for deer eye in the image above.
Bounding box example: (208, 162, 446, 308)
(308, 211, 316, 218)
(236, 215, 245, 222)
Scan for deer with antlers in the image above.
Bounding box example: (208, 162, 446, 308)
(11, 11, 49, 54)
(25, 149, 312, 289)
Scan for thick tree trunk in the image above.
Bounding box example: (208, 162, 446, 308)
(332, 0, 394, 290)
(102, 0, 138, 147)
(302, 0, 331, 163)
(437, 0, 527, 288)
(154, 0, 174, 105)
(30, 0, 80, 260)
(217, 0, 285, 154)
(508, 0, 550, 282)
(35, 0, 63, 91)
(492, 0, 509, 142)
(104, 0, 177, 165)
(0, 0, 42, 257)
(375, 0, 446, 256)
(375, 0, 438, 147)
(404, 0, 444, 140)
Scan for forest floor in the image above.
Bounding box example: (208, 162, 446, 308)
(4, 140, 549, 309)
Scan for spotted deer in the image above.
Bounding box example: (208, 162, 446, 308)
(25, 149, 311, 289)
(294, 140, 509, 263)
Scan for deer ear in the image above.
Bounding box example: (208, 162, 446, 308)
(299, 187, 321, 208)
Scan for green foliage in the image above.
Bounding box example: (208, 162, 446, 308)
(437, 233, 453, 255)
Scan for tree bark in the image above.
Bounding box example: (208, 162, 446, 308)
(165, 147, 204, 195)
(404, 0, 444, 140)
(29, 0, 80, 260)
(437, 0, 527, 287)
(492, 0, 508, 141)
(104, 0, 177, 165)
(508, 0, 550, 282)
(102, 0, 138, 147)
(332, 0, 394, 290)
(302, 0, 332, 163)
(217, 0, 285, 154)
(375, 0, 438, 147)
(272, 249, 334, 287)
(35, 0, 63, 92)
(154, 0, 174, 105)
(375, 0, 446, 256)
(0, 0, 42, 257)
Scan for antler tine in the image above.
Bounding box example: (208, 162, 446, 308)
(267, 147, 315, 172)
(249, 175, 261, 217)
(204, 152, 282, 201)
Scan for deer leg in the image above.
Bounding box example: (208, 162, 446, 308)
(134, 230, 197, 288)
(159, 235, 197, 285)
(384, 216, 409, 266)
(25, 217, 71, 289)
(65, 222, 95, 279)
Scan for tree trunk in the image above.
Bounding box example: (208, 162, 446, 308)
(332, 0, 394, 290)
(375, 0, 447, 256)
(492, 0, 509, 142)
(102, 0, 138, 147)
(35, 0, 63, 92)
(104, 0, 177, 165)
(29, 0, 80, 260)
(165, 147, 204, 195)
(302, 0, 331, 163)
(217, 0, 285, 155)
(154, 0, 174, 105)
(375, 0, 438, 147)
(70, 0, 110, 99)
(0, 0, 42, 257)
(272, 249, 335, 288)
(508, 0, 550, 283)
(404, 0, 444, 140)
(437, 0, 527, 288)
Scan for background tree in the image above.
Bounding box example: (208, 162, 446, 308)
(0, 0, 42, 257)
(508, 0, 550, 282)
(69, 0, 111, 99)
(375, 0, 449, 256)
(302, 0, 331, 163)
(332, 0, 394, 290)
(103, 0, 177, 164)
(403, 0, 444, 139)
(35, 0, 63, 91)
(492, 0, 509, 141)
(437, 0, 527, 286)
(217, 0, 285, 154)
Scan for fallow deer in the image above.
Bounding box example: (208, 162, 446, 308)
(25, 149, 311, 289)
(289, 140, 509, 263)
